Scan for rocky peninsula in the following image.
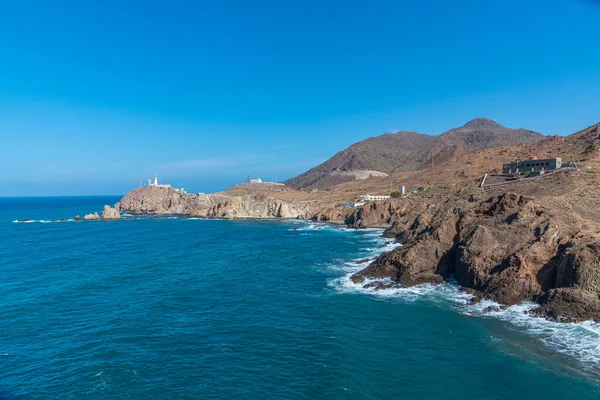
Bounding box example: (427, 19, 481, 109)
(115, 185, 316, 219)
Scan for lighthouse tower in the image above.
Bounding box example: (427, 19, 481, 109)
(153, 175, 158, 185)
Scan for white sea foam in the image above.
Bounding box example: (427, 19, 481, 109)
(288, 221, 334, 232)
(13, 218, 78, 224)
(290, 223, 328, 232)
(471, 300, 600, 370)
(332, 270, 600, 371)
(326, 229, 600, 374)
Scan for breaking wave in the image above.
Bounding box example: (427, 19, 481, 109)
(326, 228, 600, 376)
(10, 215, 210, 223)
(12, 219, 76, 224)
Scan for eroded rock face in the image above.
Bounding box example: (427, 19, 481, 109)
(205, 193, 298, 219)
(313, 207, 349, 223)
(83, 212, 100, 220)
(101, 205, 121, 220)
(116, 186, 313, 219)
(534, 288, 600, 322)
(116, 187, 209, 215)
(351, 192, 600, 322)
(345, 199, 408, 229)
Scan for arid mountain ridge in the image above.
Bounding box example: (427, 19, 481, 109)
(285, 118, 545, 189)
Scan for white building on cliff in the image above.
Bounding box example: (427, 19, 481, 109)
(247, 174, 263, 184)
(147, 175, 177, 190)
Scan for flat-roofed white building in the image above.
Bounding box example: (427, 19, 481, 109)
(359, 194, 391, 201)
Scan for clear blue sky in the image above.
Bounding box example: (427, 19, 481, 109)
(1, 0, 599, 196)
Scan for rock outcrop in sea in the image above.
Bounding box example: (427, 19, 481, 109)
(79, 205, 121, 220)
(101, 205, 121, 219)
(83, 212, 100, 220)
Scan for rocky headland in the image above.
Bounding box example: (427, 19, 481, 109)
(115, 185, 316, 219)
(350, 190, 600, 322)
(350, 122, 600, 322)
(107, 120, 600, 323)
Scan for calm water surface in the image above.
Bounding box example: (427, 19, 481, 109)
(1, 196, 599, 399)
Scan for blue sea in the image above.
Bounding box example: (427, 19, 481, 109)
(1, 196, 600, 399)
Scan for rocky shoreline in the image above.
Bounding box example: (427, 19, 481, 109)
(115, 186, 316, 219)
(80, 168, 600, 324)
(350, 192, 600, 323)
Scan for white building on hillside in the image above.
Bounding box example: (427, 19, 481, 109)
(247, 174, 263, 184)
(359, 194, 391, 202)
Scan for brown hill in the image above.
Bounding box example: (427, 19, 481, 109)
(284, 131, 437, 189)
(438, 118, 544, 149)
(285, 118, 545, 189)
(323, 122, 599, 200)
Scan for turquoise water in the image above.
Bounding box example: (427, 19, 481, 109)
(1, 196, 600, 399)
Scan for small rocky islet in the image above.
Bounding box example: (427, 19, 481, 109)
(74, 205, 121, 221)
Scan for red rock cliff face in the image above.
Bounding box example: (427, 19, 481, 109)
(345, 200, 407, 229)
(351, 193, 600, 322)
(311, 198, 427, 230)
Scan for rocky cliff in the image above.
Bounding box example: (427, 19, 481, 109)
(116, 186, 315, 219)
(350, 192, 600, 322)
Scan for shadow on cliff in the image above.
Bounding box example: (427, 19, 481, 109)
(535, 243, 569, 292)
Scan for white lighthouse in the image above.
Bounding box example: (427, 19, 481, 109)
(147, 175, 172, 189)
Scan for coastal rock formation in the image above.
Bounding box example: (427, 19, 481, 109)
(351, 192, 600, 322)
(116, 186, 314, 219)
(116, 186, 209, 215)
(345, 199, 413, 229)
(101, 205, 121, 219)
(311, 198, 433, 229)
(78, 206, 120, 221)
(312, 206, 351, 223)
(110, 122, 600, 322)
(83, 212, 100, 220)
(205, 193, 297, 219)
